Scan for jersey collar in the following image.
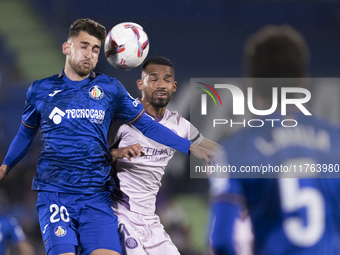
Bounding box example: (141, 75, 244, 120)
(145, 109, 164, 123)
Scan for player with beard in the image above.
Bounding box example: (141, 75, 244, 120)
(108, 56, 219, 255)
(0, 19, 212, 255)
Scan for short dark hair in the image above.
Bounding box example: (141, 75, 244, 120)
(142, 56, 174, 72)
(68, 18, 106, 44)
(244, 25, 309, 78)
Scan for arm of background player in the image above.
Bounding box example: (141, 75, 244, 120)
(16, 240, 35, 255)
(209, 201, 239, 255)
(0, 123, 38, 179)
(5, 216, 35, 255)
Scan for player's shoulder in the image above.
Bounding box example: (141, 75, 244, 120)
(30, 73, 60, 89)
(93, 73, 127, 96)
(26, 74, 61, 99)
(93, 73, 122, 87)
(163, 109, 186, 124)
(165, 109, 181, 117)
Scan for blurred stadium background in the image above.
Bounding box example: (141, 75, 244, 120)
(1, 0, 340, 254)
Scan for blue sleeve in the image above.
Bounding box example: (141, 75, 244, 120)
(22, 84, 40, 128)
(209, 202, 239, 255)
(2, 123, 38, 171)
(133, 113, 191, 154)
(112, 81, 144, 123)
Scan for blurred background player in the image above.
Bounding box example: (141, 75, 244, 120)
(208, 25, 340, 255)
(0, 18, 212, 255)
(108, 56, 218, 255)
(0, 188, 34, 255)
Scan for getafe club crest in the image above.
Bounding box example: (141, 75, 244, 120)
(54, 226, 67, 237)
(89, 85, 104, 100)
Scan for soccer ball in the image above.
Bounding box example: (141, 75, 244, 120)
(104, 22, 149, 70)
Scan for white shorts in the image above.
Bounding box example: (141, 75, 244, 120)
(113, 203, 180, 255)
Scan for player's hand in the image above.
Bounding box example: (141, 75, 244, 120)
(111, 143, 145, 161)
(0, 164, 8, 180)
(189, 143, 215, 164)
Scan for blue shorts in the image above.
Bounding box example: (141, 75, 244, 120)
(36, 191, 121, 255)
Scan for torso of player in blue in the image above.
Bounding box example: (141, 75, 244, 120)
(214, 113, 340, 255)
(0, 215, 25, 254)
(23, 70, 143, 194)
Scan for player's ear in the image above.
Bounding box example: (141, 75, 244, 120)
(173, 81, 178, 92)
(62, 42, 71, 56)
(136, 79, 143, 91)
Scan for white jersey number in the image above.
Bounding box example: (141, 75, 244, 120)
(279, 176, 325, 247)
(50, 204, 70, 223)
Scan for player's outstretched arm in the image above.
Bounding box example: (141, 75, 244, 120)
(18, 240, 35, 255)
(133, 113, 191, 154)
(111, 143, 144, 161)
(198, 138, 221, 152)
(189, 143, 214, 163)
(1, 123, 38, 179)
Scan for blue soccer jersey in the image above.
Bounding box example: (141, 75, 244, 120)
(0, 215, 25, 254)
(22, 71, 144, 194)
(209, 113, 340, 255)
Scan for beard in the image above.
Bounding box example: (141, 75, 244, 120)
(146, 91, 173, 109)
(69, 59, 94, 77)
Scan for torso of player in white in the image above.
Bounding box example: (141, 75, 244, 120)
(111, 108, 202, 215)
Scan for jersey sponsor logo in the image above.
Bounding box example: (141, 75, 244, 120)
(49, 107, 106, 124)
(142, 147, 175, 162)
(49, 107, 65, 124)
(48, 90, 62, 97)
(89, 85, 104, 100)
(54, 226, 67, 237)
(144, 147, 175, 156)
(125, 237, 138, 249)
(65, 109, 106, 124)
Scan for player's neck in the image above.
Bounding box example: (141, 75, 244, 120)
(141, 99, 166, 118)
(64, 65, 90, 81)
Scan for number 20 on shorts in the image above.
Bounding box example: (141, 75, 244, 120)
(50, 204, 70, 223)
